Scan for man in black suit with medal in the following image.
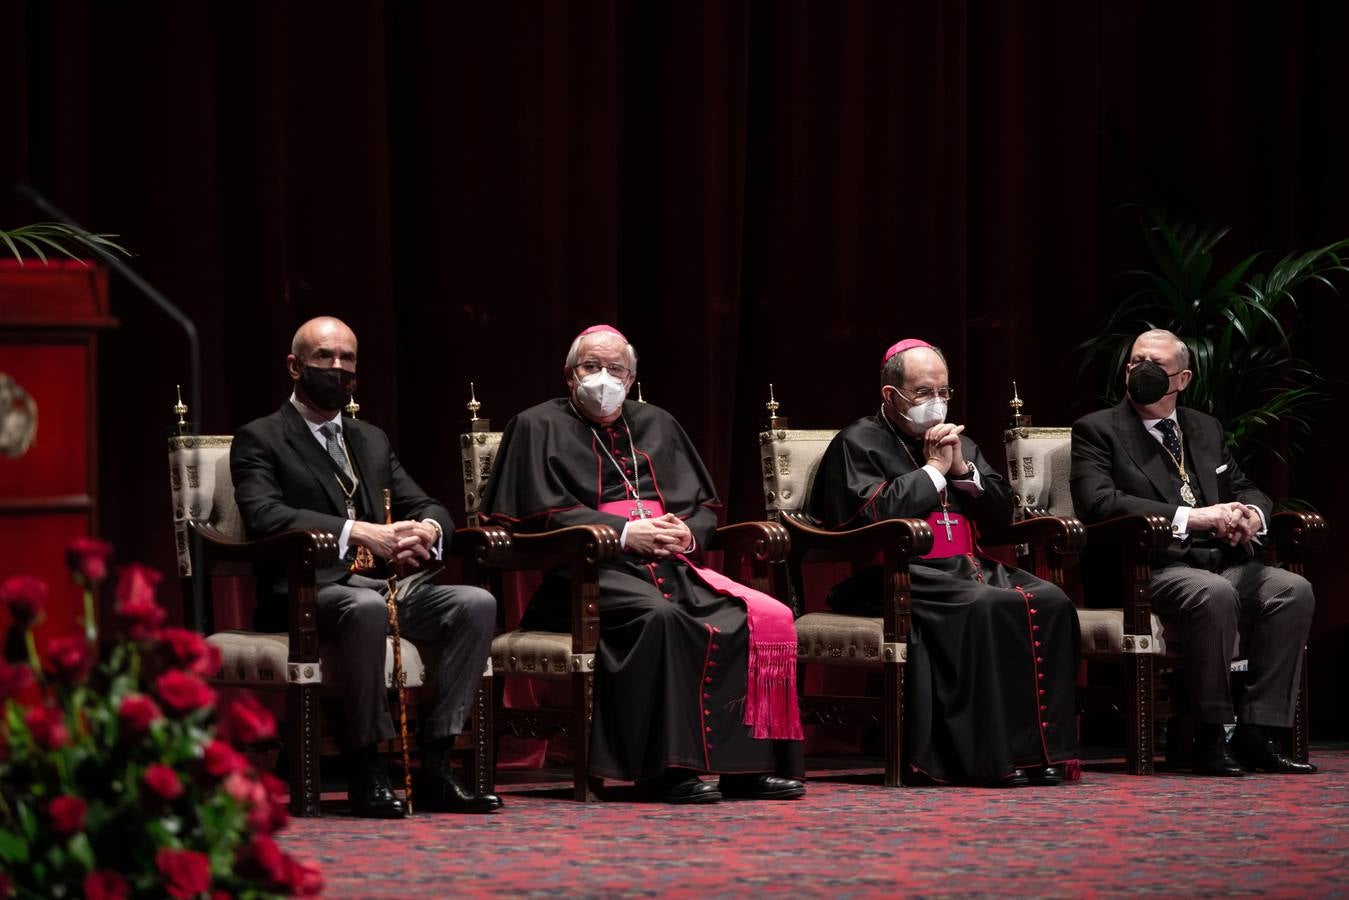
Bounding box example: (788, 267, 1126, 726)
(231, 316, 503, 815)
(1071, 328, 1316, 776)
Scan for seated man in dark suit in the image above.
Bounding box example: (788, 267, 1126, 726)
(231, 316, 502, 815)
(1071, 328, 1316, 776)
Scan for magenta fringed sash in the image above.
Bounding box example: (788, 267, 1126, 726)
(598, 500, 804, 741)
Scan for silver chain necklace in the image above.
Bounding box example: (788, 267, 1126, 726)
(572, 403, 652, 519)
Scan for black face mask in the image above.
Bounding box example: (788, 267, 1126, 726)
(298, 365, 357, 411)
(1126, 360, 1179, 406)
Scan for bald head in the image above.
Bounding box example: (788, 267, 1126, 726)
(291, 316, 358, 360)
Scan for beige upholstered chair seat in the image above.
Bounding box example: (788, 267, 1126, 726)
(1076, 610, 1169, 656)
(489, 630, 592, 677)
(207, 631, 427, 689)
(795, 612, 902, 667)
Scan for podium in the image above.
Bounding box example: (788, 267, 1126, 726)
(0, 260, 115, 643)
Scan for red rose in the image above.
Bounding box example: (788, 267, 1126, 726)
(25, 705, 69, 750)
(156, 848, 211, 899)
(156, 627, 222, 678)
(286, 856, 324, 897)
(48, 795, 87, 835)
(239, 834, 289, 885)
(113, 564, 166, 639)
(154, 670, 215, 716)
(44, 635, 95, 684)
(223, 771, 265, 806)
(143, 762, 184, 801)
(66, 537, 114, 585)
(0, 660, 34, 701)
(218, 695, 277, 745)
(1, 575, 48, 629)
(118, 693, 163, 737)
(84, 870, 130, 900)
(201, 739, 247, 779)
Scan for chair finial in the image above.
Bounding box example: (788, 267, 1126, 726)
(1008, 381, 1031, 428)
(764, 384, 787, 430)
(636, 381, 646, 403)
(172, 384, 190, 434)
(467, 381, 481, 422)
(344, 395, 361, 419)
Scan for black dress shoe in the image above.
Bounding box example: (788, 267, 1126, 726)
(1192, 739, 1245, 777)
(414, 770, 504, 813)
(639, 769, 722, 804)
(987, 768, 1029, 788)
(1229, 725, 1318, 775)
(348, 762, 407, 818)
(719, 774, 806, 800)
(1026, 765, 1063, 786)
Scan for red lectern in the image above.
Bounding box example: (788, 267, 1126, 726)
(0, 260, 115, 643)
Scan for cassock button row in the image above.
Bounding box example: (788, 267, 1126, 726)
(657, 577, 665, 584)
(712, 644, 720, 651)
(712, 626, 721, 633)
(704, 693, 711, 699)
(1036, 657, 1044, 664)
(1038, 673, 1045, 680)
(663, 593, 673, 599)
(1030, 608, 1038, 615)
(1034, 641, 1041, 648)
(706, 727, 712, 733)
(705, 677, 712, 683)
(1032, 625, 1040, 632)
(1039, 689, 1046, 695)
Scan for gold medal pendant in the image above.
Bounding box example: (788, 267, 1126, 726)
(1180, 479, 1197, 506)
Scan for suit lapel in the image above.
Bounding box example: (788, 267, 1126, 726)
(1114, 401, 1178, 503)
(342, 421, 384, 521)
(1178, 408, 1221, 504)
(279, 403, 351, 518)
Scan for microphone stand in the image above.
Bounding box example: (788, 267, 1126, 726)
(14, 183, 208, 632)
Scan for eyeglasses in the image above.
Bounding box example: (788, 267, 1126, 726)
(576, 360, 631, 380)
(898, 386, 954, 403)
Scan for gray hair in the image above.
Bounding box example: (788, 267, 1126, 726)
(1134, 329, 1191, 370)
(881, 343, 947, 389)
(564, 333, 638, 373)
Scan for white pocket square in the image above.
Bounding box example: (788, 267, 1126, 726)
(1215, 464, 1228, 475)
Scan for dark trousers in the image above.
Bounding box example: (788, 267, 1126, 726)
(1150, 560, 1314, 728)
(317, 574, 495, 748)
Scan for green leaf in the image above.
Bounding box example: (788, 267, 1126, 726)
(0, 826, 30, 863)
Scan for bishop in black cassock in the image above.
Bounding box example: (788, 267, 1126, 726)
(480, 325, 804, 803)
(806, 339, 1079, 786)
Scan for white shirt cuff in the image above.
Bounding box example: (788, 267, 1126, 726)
(948, 465, 984, 495)
(922, 464, 947, 494)
(423, 518, 444, 560)
(1247, 504, 1268, 538)
(619, 520, 632, 549)
(338, 519, 354, 558)
(1171, 506, 1191, 537)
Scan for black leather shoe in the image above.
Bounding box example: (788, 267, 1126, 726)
(1027, 765, 1063, 786)
(640, 769, 722, 804)
(348, 762, 407, 818)
(719, 774, 806, 800)
(1192, 739, 1245, 777)
(414, 770, 504, 813)
(989, 768, 1029, 787)
(1229, 725, 1318, 775)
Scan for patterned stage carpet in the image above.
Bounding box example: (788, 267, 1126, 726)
(278, 747, 1349, 897)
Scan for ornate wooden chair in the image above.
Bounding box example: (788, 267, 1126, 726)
(757, 387, 1085, 786)
(166, 392, 500, 816)
(458, 387, 791, 801)
(1002, 386, 1324, 770)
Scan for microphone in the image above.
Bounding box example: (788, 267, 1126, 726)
(13, 182, 208, 631)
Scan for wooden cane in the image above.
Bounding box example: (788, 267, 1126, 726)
(382, 488, 414, 815)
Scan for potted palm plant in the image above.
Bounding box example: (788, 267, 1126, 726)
(1079, 198, 1349, 476)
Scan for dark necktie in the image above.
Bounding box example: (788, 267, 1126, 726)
(1154, 418, 1183, 465)
(319, 422, 353, 479)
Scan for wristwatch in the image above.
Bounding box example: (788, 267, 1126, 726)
(949, 463, 976, 480)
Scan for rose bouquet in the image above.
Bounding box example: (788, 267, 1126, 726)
(0, 540, 321, 898)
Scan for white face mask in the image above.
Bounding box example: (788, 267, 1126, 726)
(575, 370, 629, 419)
(894, 395, 947, 435)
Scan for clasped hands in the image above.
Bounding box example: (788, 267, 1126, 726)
(350, 519, 439, 568)
(1187, 502, 1262, 547)
(922, 423, 971, 477)
(624, 513, 693, 559)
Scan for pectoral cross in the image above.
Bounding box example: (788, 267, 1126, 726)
(933, 510, 958, 542)
(631, 496, 652, 519)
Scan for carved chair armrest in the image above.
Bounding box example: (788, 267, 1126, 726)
(493, 524, 622, 572)
(449, 525, 514, 567)
(709, 520, 791, 563)
(781, 512, 934, 560)
(1085, 513, 1174, 554)
(980, 515, 1086, 555)
(1270, 510, 1328, 551)
(187, 521, 339, 570)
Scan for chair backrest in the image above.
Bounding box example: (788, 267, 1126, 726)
(167, 435, 242, 576)
(1002, 426, 1074, 518)
(758, 425, 840, 519)
(461, 427, 503, 526)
